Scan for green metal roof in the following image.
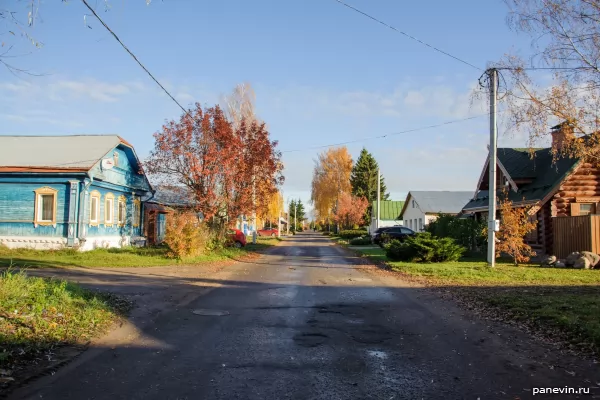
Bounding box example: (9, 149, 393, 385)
(371, 200, 404, 220)
(463, 148, 579, 211)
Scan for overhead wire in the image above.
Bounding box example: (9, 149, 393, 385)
(332, 0, 482, 71)
(80, 0, 188, 115)
(281, 113, 496, 153)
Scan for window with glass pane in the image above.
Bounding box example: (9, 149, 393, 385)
(580, 203, 595, 216)
(118, 200, 126, 224)
(91, 197, 99, 222)
(106, 199, 113, 223)
(133, 200, 140, 227)
(39, 194, 54, 221)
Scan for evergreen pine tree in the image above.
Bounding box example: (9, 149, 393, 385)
(350, 148, 390, 222)
(288, 199, 306, 231)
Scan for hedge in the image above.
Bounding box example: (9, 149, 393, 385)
(385, 232, 465, 263)
(338, 230, 368, 239)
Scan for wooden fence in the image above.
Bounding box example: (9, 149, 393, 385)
(552, 215, 600, 258)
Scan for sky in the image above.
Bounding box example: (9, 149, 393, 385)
(0, 0, 540, 212)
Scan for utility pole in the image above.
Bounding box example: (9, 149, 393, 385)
(376, 167, 381, 231)
(294, 202, 297, 233)
(488, 68, 498, 267)
(286, 199, 290, 235)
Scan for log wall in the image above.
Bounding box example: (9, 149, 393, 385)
(550, 163, 600, 217)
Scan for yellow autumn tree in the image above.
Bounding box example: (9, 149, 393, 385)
(495, 195, 538, 266)
(492, 0, 600, 161)
(310, 147, 353, 226)
(262, 190, 284, 227)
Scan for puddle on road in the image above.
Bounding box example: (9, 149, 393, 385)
(192, 309, 230, 316)
(293, 332, 329, 348)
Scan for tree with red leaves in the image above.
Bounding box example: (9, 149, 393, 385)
(334, 192, 369, 229)
(146, 104, 235, 221)
(146, 102, 283, 228)
(223, 119, 284, 222)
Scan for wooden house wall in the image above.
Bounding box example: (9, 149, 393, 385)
(0, 180, 71, 237)
(88, 146, 150, 192)
(551, 162, 600, 217)
(85, 183, 142, 238)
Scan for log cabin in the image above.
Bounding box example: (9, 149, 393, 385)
(462, 124, 599, 257)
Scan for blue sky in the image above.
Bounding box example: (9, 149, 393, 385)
(0, 0, 536, 211)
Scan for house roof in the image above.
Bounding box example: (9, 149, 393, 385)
(150, 188, 194, 207)
(463, 148, 580, 211)
(399, 191, 474, 219)
(0, 135, 130, 172)
(372, 200, 404, 220)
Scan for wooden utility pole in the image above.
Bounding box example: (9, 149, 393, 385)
(376, 167, 381, 231)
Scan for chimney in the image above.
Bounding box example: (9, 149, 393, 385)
(551, 122, 574, 152)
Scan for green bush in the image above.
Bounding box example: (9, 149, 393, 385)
(426, 214, 486, 251)
(339, 230, 368, 239)
(349, 237, 372, 246)
(385, 232, 465, 263)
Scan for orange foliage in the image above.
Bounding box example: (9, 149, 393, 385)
(334, 192, 369, 229)
(495, 196, 538, 265)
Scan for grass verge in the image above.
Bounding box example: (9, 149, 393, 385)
(0, 270, 131, 372)
(0, 238, 278, 269)
(350, 246, 600, 354)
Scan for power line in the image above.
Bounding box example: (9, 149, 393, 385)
(497, 66, 598, 71)
(80, 0, 187, 114)
(332, 0, 482, 71)
(281, 113, 493, 153)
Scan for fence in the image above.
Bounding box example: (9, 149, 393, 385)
(552, 215, 600, 258)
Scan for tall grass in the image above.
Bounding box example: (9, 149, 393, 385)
(0, 270, 130, 366)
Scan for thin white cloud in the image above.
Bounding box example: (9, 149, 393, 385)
(0, 78, 143, 104)
(50, 80, 131, 102)
(260, 82, 486, 121)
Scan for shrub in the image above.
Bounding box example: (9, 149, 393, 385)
(426, 213, 486, 251)
(385, 232, 465, 263)
(339, 230, 368, 239)
(322, 231, 332, 236)
(349, 237, 372, 246)
(164, 211, 211, 259)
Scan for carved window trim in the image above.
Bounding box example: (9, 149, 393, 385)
(90, 190, 101, 226)
(34, 186, 58, 227)
(117, 195, 127, 226)
(133, 197, 141, 227)
(105, 192, 115, 226)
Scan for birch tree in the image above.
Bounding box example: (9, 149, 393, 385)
(496, 0, 600, 161)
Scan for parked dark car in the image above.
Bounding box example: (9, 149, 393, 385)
(370, 226, 395, 242)
(373, 226, 415, 247)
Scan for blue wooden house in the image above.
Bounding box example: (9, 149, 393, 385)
(0, 135, 153, 250)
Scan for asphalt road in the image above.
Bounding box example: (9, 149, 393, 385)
(11, 233, 599, 399)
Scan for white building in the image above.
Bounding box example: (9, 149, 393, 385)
(399, 191, 474, 232)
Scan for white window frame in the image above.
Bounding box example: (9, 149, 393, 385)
(118, 195, 127, 226)
(90, 190, 101, 226)
(34, 187, 58, 227)
(105, 193, 115, 226)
